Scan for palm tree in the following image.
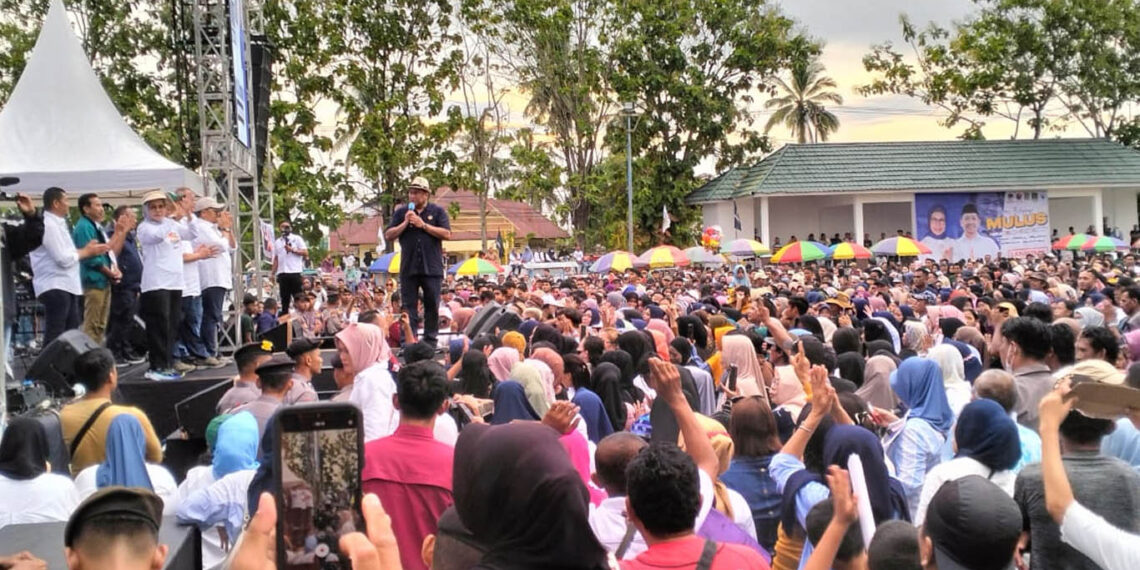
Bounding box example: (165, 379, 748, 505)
(765, 59, 843, 143)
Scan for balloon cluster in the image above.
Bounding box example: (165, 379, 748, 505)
(701, 226, 722, 252)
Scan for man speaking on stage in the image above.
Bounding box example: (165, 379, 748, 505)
(384, 176, 451, 346)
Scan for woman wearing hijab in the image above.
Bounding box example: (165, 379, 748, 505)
(677, 314, 713, 361)
(510, 360, 552, 416)
(685, 414, 758, 541)
(900, 320, 929, 359)
(830, 327, 863, 356)
(773, 403, 910, 570)
(590, 362, 629, 432)
(528, 347, 563, 403)
(176, 412, 261, 569)
(672, 337, 716, 415)
(912, 399, 1020, 526)
(857, 350, 900, 413)
(488, 345, 521, 383)
(721, 334, 769, 401)
(453, 423, 610, 570)
(617, 331, 658, 400)
(452, 307, 475, 334)
(490, 381, 541, 424)
(500, 331, 527, 359)
(885, 357, 955, 519)
(458, 350, 496, 398)
(336, 322, 397, 442)
(0, 417, 80, 528)
(836, 352, 865, 388)
(926, 344, 971, 417)
(75, 414, 179, 514)
(564, 354, 613, 444)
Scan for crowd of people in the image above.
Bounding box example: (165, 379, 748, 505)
(5, 179, 1140, 568)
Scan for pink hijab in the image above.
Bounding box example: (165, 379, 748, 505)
(646, 319, 675, 344)
(452, 307, 476, 332)
(561, 431, 606, 506)
(529, 348, 564, 401)
(334, 323, 389, 373)
(1126, 329, 1140, 366)
(488, 347, 520, 382)
(647, 329, 670, 361)
(721, 335, 768, 402)
(771, 365, 807, 416)
(869, 296, 888, 312)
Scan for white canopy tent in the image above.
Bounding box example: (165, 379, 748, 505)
(0, 0, 201, 197)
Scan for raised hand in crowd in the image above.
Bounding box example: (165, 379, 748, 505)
(14, 193, 34, 216)
(541, 400, 581, 434)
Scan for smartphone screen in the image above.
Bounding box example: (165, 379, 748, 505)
(275, 404, 363, 569)
(727, 364, 739, 393)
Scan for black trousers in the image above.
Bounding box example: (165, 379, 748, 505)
(277, 272, 303, 315)
(39, 289, 80, 347)
(400, 273, 442, 344)
(140, 289, 182, 371)
(106, 287, 139, 356)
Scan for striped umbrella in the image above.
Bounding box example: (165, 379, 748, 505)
(683, 246, 728, 265)
(829, 242, 873, 260)
(1080, 236, 1130, 252)
(448, 257, 503, 276)
(589, 251, 638, 273)
(369, 251, 400, 273)
(871, 237, 932, 257)
(770, 241, 830, 263)
(720, 238, 771, 258)
(636, 245, 691, 268)
(1051, 233, 1095, 250)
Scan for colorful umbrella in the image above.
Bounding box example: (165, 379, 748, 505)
(720, 238, 771, 258)
(448, 257, 503, 276)
(829, 242, 873, 260)
(770, 241, 830, 263)
(1051, 233, 1095, 250)
(1080, 236, 1130, 252)
(682, 246, 727, 265)
(589, 251, 638, 273)
(636, 245, 691, 268)
(871, 237, 932, 257)
(369, 251, 400, 273)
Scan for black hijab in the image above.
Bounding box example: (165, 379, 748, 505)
(0, 417, 48, 480)
(590, 363, 628, 432)
(459, 350, 496, 399)
(531, 323, 576, 355)
(618, 330, 654, 377)
(453, 423, 609, 570)
(598, 350, 643, 403)
(831, 327, 863, 356)
(836, 353, 866, 388)
(677, 315, 709, 350)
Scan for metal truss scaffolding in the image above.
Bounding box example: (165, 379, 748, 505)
(190, 0, 269, 353)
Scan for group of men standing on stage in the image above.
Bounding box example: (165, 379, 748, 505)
(27, 187, 235, 381)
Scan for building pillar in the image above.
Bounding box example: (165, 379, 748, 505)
(853, 195, 865, 244)
(1093, 189, 1104, 235)
(759, 196, 771, 247)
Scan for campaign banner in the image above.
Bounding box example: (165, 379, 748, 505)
(914, 191, 1049, 261)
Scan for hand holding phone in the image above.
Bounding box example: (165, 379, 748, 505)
(273, 404, 364, 569)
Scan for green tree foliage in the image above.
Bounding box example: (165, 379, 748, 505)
(0, 0, 192, 163)
(499, 128, 564, 223)
(330, 0, 463, 227)
(765, 57, 843, 144)
(862, 1, 1140, 140)
(605, 0, 810, 249)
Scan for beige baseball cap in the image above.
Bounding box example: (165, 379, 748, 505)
(194, 196, 224, 212)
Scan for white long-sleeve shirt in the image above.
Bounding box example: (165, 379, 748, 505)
(30, 210, 81, 295)
(181, 241, 202, 298)
(194, 218, 233, 290)
(1061, 501, 1140, 570)
(139, 216, 194, 293)
(349, 362, 398, 442)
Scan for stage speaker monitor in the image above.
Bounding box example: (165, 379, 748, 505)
(463, 301, 502, 338)
(175, 379, 235, 438)
(26, 330, 99, 397)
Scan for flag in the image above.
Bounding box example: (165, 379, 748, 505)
(496, 229, 505, 263)
(662, 204, 671, 233)
(733, 202, 742, 231)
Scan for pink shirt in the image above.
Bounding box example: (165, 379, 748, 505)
(621, 535, 769, 570)
(361, 424, 454, 570)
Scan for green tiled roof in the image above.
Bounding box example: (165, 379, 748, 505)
(686, 139, 1140, 204)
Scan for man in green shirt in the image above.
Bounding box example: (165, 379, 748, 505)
(73, 194, 126, 344)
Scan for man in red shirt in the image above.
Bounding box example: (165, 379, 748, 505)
(361, 360, 454, 570)
(621, 359, 769, 570)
